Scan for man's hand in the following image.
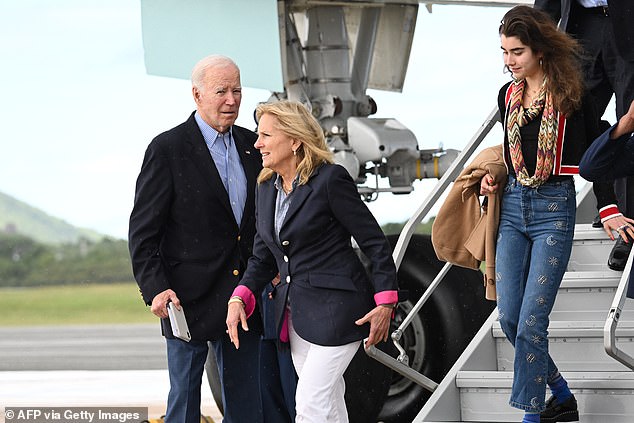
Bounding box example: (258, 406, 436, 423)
(150, 289, 180, 318)
(355, 304, 394, 347)
(269, 273, 281, 299)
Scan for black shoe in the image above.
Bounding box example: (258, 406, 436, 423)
(540, 394, 579, 422)
(592, 214, 602, 228)
(608, 235, 633, 271)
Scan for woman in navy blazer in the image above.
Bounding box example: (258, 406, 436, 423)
(226, 100, 398, 422)
(579, 100, 634, 242)
(580, 100, 634, 186)
(580, 100, 634, 298)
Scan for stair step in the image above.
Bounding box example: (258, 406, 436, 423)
(493, 321, 634, 372)
(568, 225, 615, 272)
(552, 271, 633, 320)
(414, 223, 633, 422)
(560, 270, 622, 289)
(457, 370, 634, 422)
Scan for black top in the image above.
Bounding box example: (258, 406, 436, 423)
(498, 81, 617, 208)
(508, 109, 572, 183)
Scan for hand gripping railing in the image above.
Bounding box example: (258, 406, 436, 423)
(604, 246, 634, 371)
(365, 107, 501, 391)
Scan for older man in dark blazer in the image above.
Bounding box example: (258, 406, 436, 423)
(129, 55, 264, 423)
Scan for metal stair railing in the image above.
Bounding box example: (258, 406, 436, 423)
(365, 106, 501, 391)
(604, 246, 634, 371)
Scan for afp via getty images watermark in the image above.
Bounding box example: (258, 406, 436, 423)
(3, 407, 148, 423)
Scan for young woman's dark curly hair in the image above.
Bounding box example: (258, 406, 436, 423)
(499, 5, 584, 116)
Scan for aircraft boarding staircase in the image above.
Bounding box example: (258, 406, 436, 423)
(414, 224, 634, 422)
(366, 107, 634, 422)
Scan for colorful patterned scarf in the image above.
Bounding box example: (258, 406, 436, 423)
(506, 78, 558, 187)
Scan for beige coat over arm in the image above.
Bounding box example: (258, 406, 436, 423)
(431, 145, 507, 301)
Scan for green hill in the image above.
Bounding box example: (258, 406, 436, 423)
(0, 192, 132, 287)
(0, 191, 103, 245)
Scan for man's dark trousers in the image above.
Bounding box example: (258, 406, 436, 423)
(165, 328, 263, 423)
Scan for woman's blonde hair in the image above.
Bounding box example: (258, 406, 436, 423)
(499, 5, 584, 116)
(255, 101, 333, 184)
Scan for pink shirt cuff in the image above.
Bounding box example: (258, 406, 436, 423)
(374, 290, 398, 306)
(231, 285, 256, 318)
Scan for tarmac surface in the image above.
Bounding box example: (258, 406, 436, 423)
(0, 324, 222, 422)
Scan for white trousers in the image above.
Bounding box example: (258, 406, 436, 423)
(289, 317, 361, 423)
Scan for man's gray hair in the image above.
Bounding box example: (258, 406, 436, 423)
(191, 55, 239, 90)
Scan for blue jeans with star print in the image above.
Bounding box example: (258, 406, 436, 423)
(495, 173, 576, 413)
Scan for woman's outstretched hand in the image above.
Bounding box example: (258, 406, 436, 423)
(355, 304, 394, 347)
(226, 301, 248, 349)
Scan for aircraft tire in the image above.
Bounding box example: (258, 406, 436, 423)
(374, 234, 495, 422)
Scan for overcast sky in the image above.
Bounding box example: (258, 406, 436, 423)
(0, 1, 558, 239)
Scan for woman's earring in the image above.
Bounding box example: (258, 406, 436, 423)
(539, 58, 543, 67)
(293, 150, 297, 156)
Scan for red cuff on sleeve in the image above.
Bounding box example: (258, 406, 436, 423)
(374, 290, 398, 306)
(599, 204, 622, 223)
(231, 285, 256, 318)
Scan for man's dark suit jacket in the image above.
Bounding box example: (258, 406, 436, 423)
(534, 0, 634, 61)
(129, 112, 262, 341)
(239, 164, 398, 346)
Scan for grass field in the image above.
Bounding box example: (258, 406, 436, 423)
(0, 282, 157, 326)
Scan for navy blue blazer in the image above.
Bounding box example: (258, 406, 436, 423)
(579, 126, 634, 299)
(129, 112, 263, 341)
(579, 125, 634, 182)
(239, 163, 398, 346)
